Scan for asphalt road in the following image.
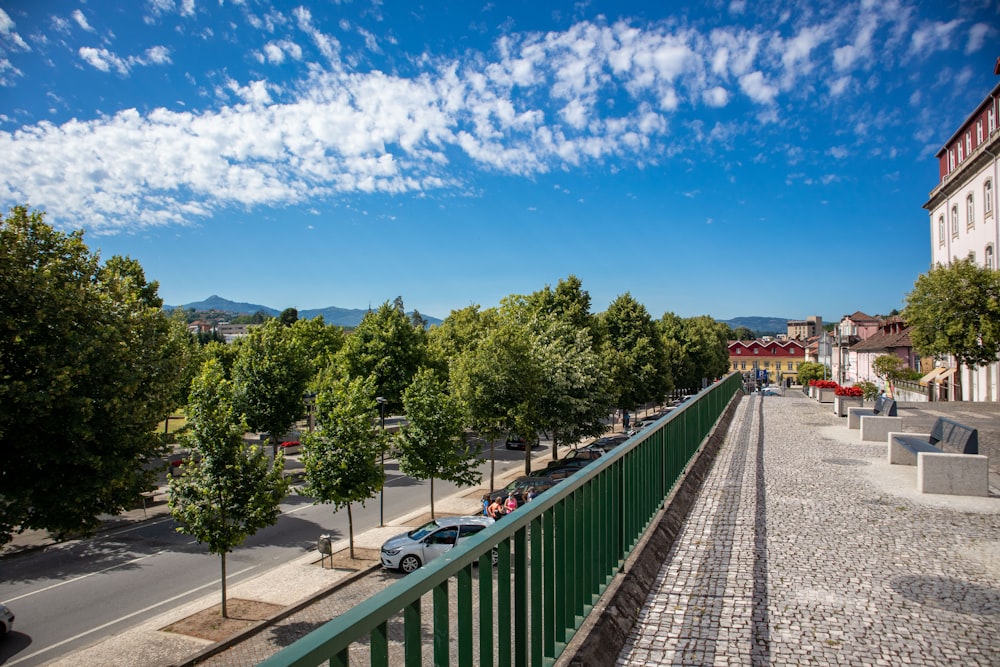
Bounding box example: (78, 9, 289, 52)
(0, 444, 546, 666)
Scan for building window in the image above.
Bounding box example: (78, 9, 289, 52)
(787, 362, 793, 370)
(987, 245, 995, 270)
(951, 206, 959, 238)
(965, 133, 972, 155)
(977, 119, 984, 143)
(763, 361, 770, 368)
(967, 193, 975, 229)
(741, 362, 746, 370)
(991, 108, 997, 133)
(986, 180, 994, 217)
(736, 348, 742, 354)
(958, 142, 964, 162)
(949, 150, 956, 171)
(938, 215, 945, 245)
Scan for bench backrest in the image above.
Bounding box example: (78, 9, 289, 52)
(873, 396, 897, 416)
(929, 417, 979, 455)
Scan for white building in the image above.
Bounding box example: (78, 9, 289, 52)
(922, 73, 1000, 402)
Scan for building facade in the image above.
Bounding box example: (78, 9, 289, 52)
(831, 311, 881, 385)
(786, 316, 823, 340)
(728, 339, 806, 386)
(922, 76, 1000, 402)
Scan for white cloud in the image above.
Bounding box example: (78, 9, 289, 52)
(908, 19, 963, 56)
(738, 71, 777, 104)
(0, 8, 30, 51)
(703, 86, 728, 107)
(78, 45, 172, 74)
(72, 10, 96, 33)
(965, 22, 993, 55)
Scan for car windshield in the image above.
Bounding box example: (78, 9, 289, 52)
(407, 520, 441, 540)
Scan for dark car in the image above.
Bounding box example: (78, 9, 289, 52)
(557, 448, 603, 463)
(586, 434, 629, 453)
(505, 434, 528, 450)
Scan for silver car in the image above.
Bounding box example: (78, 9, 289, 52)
(0, 603, 13, 638)
(380, 515, 494, 573)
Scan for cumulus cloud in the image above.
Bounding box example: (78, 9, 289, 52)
(72, 10, 96, 33)
(78, 45, 172, 74)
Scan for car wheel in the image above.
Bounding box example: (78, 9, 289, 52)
(399, 554, 421, 574)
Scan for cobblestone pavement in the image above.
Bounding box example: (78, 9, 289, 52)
(618, 392, 1000, 667)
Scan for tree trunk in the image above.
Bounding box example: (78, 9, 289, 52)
(220, 552, 228, 618)
(489, 439, 495, 493)
(347, 503, 355, 560)
(524, 439, 531, 476)
(429, 478, 435, 519)
(550, 434, 559, 461)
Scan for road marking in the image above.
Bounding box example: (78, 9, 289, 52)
(4, 551, 166, 603)
(5, 565, 257, 666)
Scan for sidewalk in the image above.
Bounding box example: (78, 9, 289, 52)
(618, 391, 1000, 666)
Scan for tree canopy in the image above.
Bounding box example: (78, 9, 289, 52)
(903, 258, 1000, 369)
(396, 368, 482, 517)
(602, 293, 670, 411)
(169, 359, 289, 617)
(0, 206, 195, 544)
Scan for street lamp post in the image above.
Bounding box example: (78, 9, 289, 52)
(376, 397, 387, 527)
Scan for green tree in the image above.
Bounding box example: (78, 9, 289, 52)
(278, 307, 299, 327)
(796, 361, 827, 386)
(426, 305, 499, 382)
(232, 319, 312, 457)
(169, 359, 289, 617)
(732, 326, 755, 341)
(872, 354, 907, 395)
(602, 293, 670, 416)
(301, 373, 384, 558)
(290, 315, 346, 380)
(678, 315, 731, 389)
(451, 319, 542, 487)
(903, 259, 1000, 389)
(337, 298, 426, 412)
(533, 317, 612, 461)
(396, 369, 482, 518)
(0, 206, 195, 545)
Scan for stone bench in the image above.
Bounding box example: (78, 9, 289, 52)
(888, 417, 988, 496)
(847, 395, 896, 429)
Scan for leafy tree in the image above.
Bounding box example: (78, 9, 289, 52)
(451, 318, 542, 487)
(290, 315, 346, 380)
(872, 354, 907, 395)
(337, 298, 426, 412)
(232, 319, 312, 457)
(678, 316, 731, 389)
(0, 206, 194, 544)
(426, 305, 499, 382)
(732, 326, 756, 341)
(169, 359, 289, 617)
(278, 307, 299, 327)
(903, 258, 1000, 389)
(855, 379, 879, 402)
(202, 339, 240, 378)
(524, 275, 596, 335)
(533, 317, 612, 461)
(396, 369, 482, 518)
(602, 293, 670, 415)
(301, 373, 384, 558)
(796, 361, 827, 386)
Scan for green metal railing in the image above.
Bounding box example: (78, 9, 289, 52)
(259, 373, 741, 667)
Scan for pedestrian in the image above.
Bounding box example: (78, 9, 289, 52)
(488, 496, 504, 520)
(525, 489, 536, 503)
(623, 411, 630, 430)
(505, 494, 518, 514)
(482, 494, 491, 517)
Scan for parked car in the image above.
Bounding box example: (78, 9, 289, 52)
(505, 434, 528, 450)
(556, 448, 603, 463)
(0, 603, 13, 638)
(586, 434, 629, 453)
(380, 516, 495, 574)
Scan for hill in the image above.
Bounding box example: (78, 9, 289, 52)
(718, 316, 790, 335)
(166, 296, 441, 328)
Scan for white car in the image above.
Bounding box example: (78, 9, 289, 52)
(0, 603, 13, 638)
(380, 516, 494, 573)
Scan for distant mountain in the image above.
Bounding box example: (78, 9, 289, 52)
(167, 296, 441, 328)
(718, 316, 790, 335)
(172, 295, 280, 317)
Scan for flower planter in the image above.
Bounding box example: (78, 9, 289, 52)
(834, 395, 863, 417)
(817, 387, 836, 403)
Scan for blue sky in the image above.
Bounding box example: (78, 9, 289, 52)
(1, 1, 997, 322)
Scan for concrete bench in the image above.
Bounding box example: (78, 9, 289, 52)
(847, 396, 896, 429)
(888, 417, 988, 496)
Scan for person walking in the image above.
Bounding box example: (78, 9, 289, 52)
(505, 494, 518, 514)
